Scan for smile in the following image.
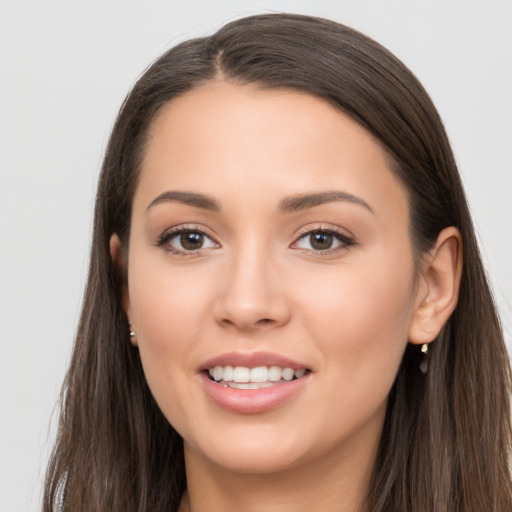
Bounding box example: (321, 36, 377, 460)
(208, 365, 308, 389)
(200, 354, 311, 413)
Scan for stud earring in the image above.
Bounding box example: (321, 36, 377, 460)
(419, 343, 429, 374)
(128, 323, 136, 338)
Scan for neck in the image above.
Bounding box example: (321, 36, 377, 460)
(180, 428, 380, 512)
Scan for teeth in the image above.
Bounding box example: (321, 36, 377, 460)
(250, 366, 268, 383)
(227, 382, 274, 389)
(223, 366, 234, 382)
(208, 365, 307, 383)
(213, 366, 223, 382)
(233, 366, 250, 382)
(282, 368, 294, 381)
(268, 366, 282, 381)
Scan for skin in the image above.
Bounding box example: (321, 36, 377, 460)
(111, 81, 462, 512)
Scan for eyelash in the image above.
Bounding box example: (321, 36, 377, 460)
(155, 225, 356, 256)
(155, 225, 218, 256)
(292, 226, 356, 255)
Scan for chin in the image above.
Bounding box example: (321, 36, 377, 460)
(196, 444, 308, 475)
(182, 419, 327, 476)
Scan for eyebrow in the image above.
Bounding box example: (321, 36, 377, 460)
(279, 191, 374, 215)
(146, 191, 221, 212)
(146, 189, 374, 215)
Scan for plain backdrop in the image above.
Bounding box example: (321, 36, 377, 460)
(1, 1, 511, 510)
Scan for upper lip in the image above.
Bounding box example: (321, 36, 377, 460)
(199, 351, 310, 372)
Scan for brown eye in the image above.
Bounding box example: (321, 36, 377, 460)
(309, 232, 333, 250)
(158, 228, 217, 253)
(180, 231, 204, 250)
(292, 228, 355, 254)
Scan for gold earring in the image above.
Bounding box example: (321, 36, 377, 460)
(419, 343, 429, 374)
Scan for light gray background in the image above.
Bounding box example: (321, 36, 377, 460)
(1, 1, 511, 510)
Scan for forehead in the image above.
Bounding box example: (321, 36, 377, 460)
(136, 80, 409, 223)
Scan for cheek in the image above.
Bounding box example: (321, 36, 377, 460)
(295, 252, 415, 389)
(126, 255, 214, 412)
(128, 256, 212, 345)
(283, 260, 415, 453)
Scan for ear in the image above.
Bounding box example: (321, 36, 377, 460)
(408, 227, 463, 345)
(110, 233, 137, 346)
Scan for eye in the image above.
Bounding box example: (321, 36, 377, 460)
(157, 228, 218, 253)
(292, 228, 355, 253)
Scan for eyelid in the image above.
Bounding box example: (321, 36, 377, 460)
(291, 224, 357, 254)
(154, 223, 355, 256)
(155, 224, 220, 254)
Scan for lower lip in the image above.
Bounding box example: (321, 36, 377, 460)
(199, 372, 310, 414)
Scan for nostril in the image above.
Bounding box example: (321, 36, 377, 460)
(220, 317, 274, 328)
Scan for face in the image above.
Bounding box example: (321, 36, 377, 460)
(122, 81, 422, 475)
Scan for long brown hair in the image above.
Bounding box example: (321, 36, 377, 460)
(43, 13, 512, 511)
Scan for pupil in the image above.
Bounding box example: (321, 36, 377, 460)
(310, 232, 332, 250)
(181, 231, 203, 250)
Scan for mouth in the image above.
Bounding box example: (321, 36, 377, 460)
(199, 352, 312, 413)
(206, 365, 309, 389)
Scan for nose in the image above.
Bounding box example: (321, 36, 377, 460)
(213, 246, 291, 332)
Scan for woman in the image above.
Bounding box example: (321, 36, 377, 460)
(43, 13, 512, 512)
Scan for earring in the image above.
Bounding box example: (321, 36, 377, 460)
(419, 343, 429, 374)
(128, 323, 136, 338)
